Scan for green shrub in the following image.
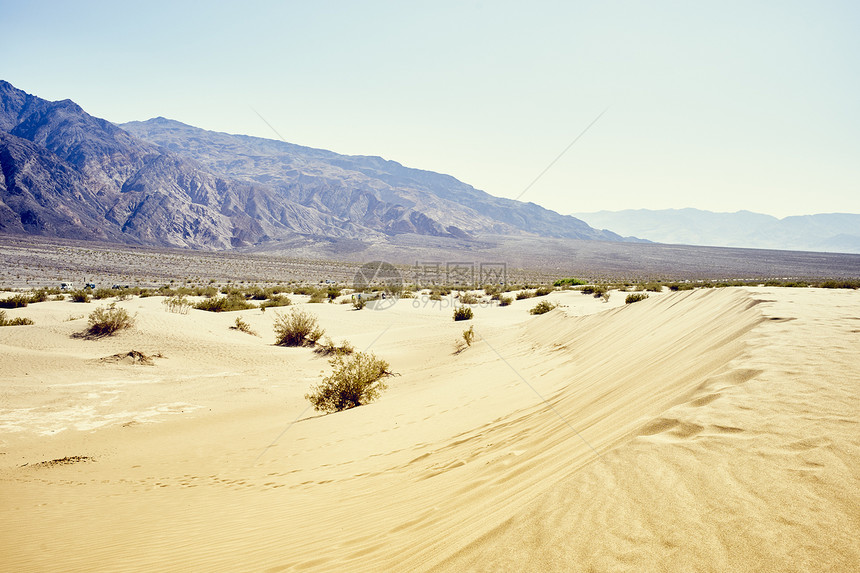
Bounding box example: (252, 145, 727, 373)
(453, 307, 473, 321)
(193, 294, 254, 312)
(92, 288, 114, 300)
(274, 308, 325, 347)
(0, 294, 30, 309)
(260, 294, 292, 309)
(625, 293, 649, 304)
(553, 278, 587, 287)
(0, 310, 34, 326)
(529, 300, 557, 315)
(86, 304, 135, 336)
(70, 290, 91, 303)
(305, 352, 391, 413)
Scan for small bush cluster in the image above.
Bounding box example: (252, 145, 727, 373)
(0, 310, 34, 326)
(162, 294, 191, 314)
(529, 300, 558, 315)
(305, 352, 391, 413)
(453, 307, 473, 321)
(0, 294, 32, 309)
(194, 294, 254, 312)
(70, 290, 91, 303)
(260, 294, 292, 310)
(625, 293, 649, 304)
(86, 304, 135, 336)
(459, 292, 480, 305)
(274, 308, 325, 347)
(498, 295, 513, 307)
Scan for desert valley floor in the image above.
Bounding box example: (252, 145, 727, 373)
(1, 286, 858, 571)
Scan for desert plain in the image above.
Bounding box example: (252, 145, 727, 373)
(1, 277, 858, 572)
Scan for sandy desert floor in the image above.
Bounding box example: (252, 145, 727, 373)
(0, 287, 858, 572)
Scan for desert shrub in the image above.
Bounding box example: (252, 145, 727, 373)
(29, 289, 49, 303)
(305, 352, 391, 413)
(86, 304, 135, 336)
(260, 294, 292, 309)
(667, 283, 694, 291)
(462, 325, 475, 347)
(70, 290, 91, 303)
(231, 316, 257, 336)
(0, 310, 34, 326)
(92, 288, 114, 300)
(641, 283, 663, 293)
(626, 293, 649, 304)
(515, 290, 535, 300)
(308, 290, 326, 303)
(529, 300, 557, 315)
(194, 294, 254, 312)
(498, 295, 513, 307)
(314, 337, 355, 357)
(817, 280, 860, 289)
(429, 292, 442, 301)
(274, 308, 325, 347)
(162, 294, 191, 314)
(352, 296, 367, 310)
(453, 307, 473, 321)
(534, 286, 553, 297)
(553, 277, 587, 287)
(459, 292, 479, 304)
(0, 294, 30, 309)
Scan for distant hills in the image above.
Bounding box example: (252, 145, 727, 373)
(572, 209, 860, 254)
(0, 80, 629, 250)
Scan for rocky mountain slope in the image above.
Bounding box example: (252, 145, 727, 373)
(0, 80, 626, 249)
(572, 208, 860, 254)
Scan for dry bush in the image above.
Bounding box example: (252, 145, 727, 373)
(0, 310, 34, 326)
(0, 294, 31, 309)
(453, 306, 473, 321)
(515, 290, 535, 300)
(87, 304, 135, 336)
(194, 294, 254, 312)
(625, 293, 649, 304)
(498, 295, 513, 307)
(314, 337, 355, 357)
(529, 300, 558, 315)
(305, 352, 391, 413)
(459, 292, 479, 305)
(462, 325, 475, 347)
(230, 316, 258, 336)
(162, 294, 191, 314)
(273, 308, 324, 347)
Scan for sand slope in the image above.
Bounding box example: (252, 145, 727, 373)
(1, 288, 858, 571)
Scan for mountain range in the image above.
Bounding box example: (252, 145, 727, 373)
(572, 209, 860, 254)
(0, 80, 628, 250)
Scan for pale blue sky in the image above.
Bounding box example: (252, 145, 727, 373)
(3, 1, 858, 218)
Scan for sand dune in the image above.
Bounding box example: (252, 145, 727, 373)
(1, 287, 857, 571)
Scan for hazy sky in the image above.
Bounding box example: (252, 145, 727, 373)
(3, 1, 858, 218)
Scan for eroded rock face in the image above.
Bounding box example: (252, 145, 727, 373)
(0, 80, 625, 249)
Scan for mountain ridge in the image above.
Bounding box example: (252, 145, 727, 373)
(572, 208, 860, 254)
(0, 79, 631, 250)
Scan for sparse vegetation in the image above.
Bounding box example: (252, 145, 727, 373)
(462, 325, 475, 347)
(534, 286, 553, 297)
(453, 306, 473, 321)
(314, 337, 355, 357)
(515, 290, 535, 300)
(305, 352, 392, 413)
(352, 296, 367, 310)
(231, 316, 257, 336)
(459, 292, 479, 305)
(86, 304, 135, 336)
(162, 294, 191, 314)
(273, 308, 325, 347)
(498, 295, 513, 307)
(0, 310, 34, 326)
(626, 293, 649, 304)
(193, 294, 255, 312)
(529, 300, 558, 315)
